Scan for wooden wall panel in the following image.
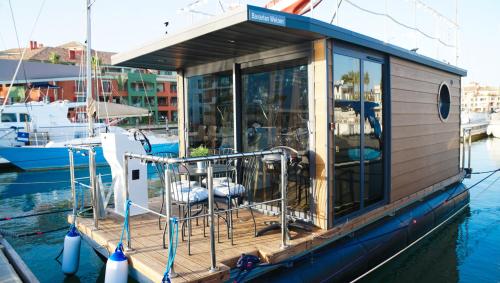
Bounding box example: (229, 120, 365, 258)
(312, 39, 330, 229)
(390, 56, 461, 203)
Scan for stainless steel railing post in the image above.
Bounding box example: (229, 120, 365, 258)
(164, 163, 177, 277)
(207, 162, 218, 272)
(461, 128, 466, 169)
(280, 153, 288, 249)
(123, 154, 131, 250)
(468, 129, 472, 169)
(69, 149, 76, 223)
(89, 147, 98, 229)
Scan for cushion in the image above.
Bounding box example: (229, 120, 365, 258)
(171, 186, 208, 203)
(201, 177, 231, 187)
(213, 183, 245, 197)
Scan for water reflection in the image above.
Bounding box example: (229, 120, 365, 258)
(363, 137, 500, 283)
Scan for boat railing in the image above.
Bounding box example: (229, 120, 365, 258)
(461, 127, 473, 177)
(67, 145, 100, 228)
(123, 149, 289, 274)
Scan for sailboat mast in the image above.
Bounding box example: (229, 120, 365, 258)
(86, 0, 94, 137)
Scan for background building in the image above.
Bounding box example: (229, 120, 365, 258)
(0, 42, 178, 124)
(462, 82, 500, 113)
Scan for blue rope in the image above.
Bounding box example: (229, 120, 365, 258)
(118, 200, 132, 248)
(162, 217, 179, 283)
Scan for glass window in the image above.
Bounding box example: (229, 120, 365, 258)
(19, 113, 31, 122)
(241, 63, 309, 152)
(333, 54, 385, 219)
(187, 72, 233, 150)
(438, 83, 451, 121)
(333, 54, 362, 218)
(157, 83, 165, 92)
(1, 113, 17, 122)
(363, 60, 384, 207)
(170, 83, 177, 93)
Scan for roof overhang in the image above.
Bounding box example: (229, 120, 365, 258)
(112, 5, 467, 77)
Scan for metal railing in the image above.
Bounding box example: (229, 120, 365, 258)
(68, 145, 100, 228)
(461, 127, 473, 177)
(122, 149, 289, 275)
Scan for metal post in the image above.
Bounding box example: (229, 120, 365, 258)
(207, 163, 218, 272)
(467, 129, 472, 169)
(461, 128, 466, 169)
(69, 149, 77, 226)
(280, 153, 288, 249)
(164, 163, 177, 277)
(89, 148, 98, 229)
(123, 155, 131, 250)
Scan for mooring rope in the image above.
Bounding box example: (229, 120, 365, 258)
(162, 217, 179, 283)
(0, 208, 72, 222)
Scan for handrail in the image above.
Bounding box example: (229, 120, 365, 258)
(461, 127, 472, 177)
(124, 148, 286, 164)
(68, 145, 99, 229)
(123, 148, 290, 275)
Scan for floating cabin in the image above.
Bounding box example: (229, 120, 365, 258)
(74, 5, 470, 283)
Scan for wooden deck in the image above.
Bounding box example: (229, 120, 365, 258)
(74, 173, 463, 282)
(74, 197, 320, 282)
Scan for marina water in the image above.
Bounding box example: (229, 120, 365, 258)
(1, 138, 499, 282)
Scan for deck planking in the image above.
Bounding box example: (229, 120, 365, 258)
(75, 197, 318, 282)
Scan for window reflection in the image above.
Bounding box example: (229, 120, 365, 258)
(333, 54, 385, 219)
(187, 73, 233, 150)
(363, 61, 384, 207)
(334, 54, 362, 218)
(242, 63, 309, 152)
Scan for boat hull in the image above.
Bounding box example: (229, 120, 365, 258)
(239, 183, 470, 282)
(0, 142, 178, 171)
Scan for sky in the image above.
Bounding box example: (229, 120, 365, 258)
(0, 0, 498, 85)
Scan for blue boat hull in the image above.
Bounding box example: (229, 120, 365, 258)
(0, 143, 179, 171)
(234, 183, 470, 282)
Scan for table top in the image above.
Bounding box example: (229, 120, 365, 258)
(178, 164, 236, 176)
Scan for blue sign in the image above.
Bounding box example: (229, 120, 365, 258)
(17, 131, 29, 143)
(249, 10, 286, 27)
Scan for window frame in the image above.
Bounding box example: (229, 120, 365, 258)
(332, 43, 391, 224)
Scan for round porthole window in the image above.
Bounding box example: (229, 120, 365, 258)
(438, 82, 451, 121)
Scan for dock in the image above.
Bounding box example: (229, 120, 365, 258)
(0, 234, 39, 283)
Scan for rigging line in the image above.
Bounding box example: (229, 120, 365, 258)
(342, 0, 455, 48)
(329, 0, 343, 24)
(8, 0, 29, 90)
(138, 71, 154, 125)
(95, 51, 110, 122)
(1, 0, 47, 112)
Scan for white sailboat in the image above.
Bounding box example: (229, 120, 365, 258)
(0, 1, 178, 171)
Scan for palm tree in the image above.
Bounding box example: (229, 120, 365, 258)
(49, 52, 60, 64)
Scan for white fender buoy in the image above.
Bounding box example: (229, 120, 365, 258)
(105, 245, 128, 283)
(61, 226, 81, 275)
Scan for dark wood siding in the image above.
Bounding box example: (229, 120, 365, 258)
(390, 56, 461, 202)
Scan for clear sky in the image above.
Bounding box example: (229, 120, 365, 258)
(0, 0, 498, 85)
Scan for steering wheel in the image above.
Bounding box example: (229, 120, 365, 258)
(132, 129, 152, 153)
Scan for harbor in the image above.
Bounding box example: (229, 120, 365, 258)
(1, 0, 500, 282)
(0, 138, 499, 282)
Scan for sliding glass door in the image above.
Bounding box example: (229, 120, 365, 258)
(333, 52, 385, 220)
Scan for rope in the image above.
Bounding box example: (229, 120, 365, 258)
(0, 208, 72, 222)
(0, 226, 68, 238)
(162, 217, 179, 283)
(343, 0, 455, 48)
(118, 200, 131, 247)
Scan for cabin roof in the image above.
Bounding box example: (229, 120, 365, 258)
(112, 5, 467, 76)
(0, 59, 81, 84)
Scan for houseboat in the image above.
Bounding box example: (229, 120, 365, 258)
(70, 5, 470, 282)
